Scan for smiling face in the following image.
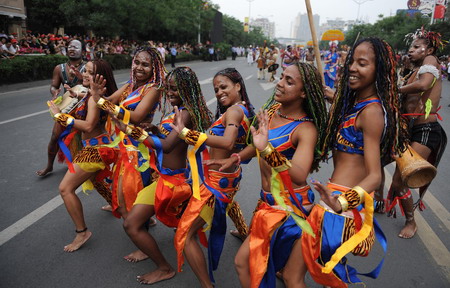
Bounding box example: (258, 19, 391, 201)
(213, 75, 241, 107)
(132, 51, 153, 83)
(166, 75, 183, 107)
(275, 65, 305, 104)
(348, 41, 376, 93)
(82, 61, 94, 87)
(408, 39, 433, 64)
(67, 40, 82, 60)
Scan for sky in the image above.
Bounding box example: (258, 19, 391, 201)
(211, 0, 408, 38)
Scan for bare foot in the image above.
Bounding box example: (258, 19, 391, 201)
(398, 220, 417, 239)
(36, 167, 53, 177)
(101, 205, 112, 212)
(64, 230, 92, 252)
(136, 267, 175, 285)
(229, 229, 246, 241)
(124, 249, 149, 262)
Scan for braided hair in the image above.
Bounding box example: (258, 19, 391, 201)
(130, 46, 167, 90)
(323, 37, 408, 163)
(255, 62, 327, 172)
(162, 67, 213, 132)
(213, 68, 255, 120)
(405, 27, 447, 55)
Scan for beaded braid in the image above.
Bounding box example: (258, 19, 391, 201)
(405, 27, 448, 54)
(131, 46, 167, 90)
(250, 62, 328, 172)
(161, 67, 213, 132)
(323, 37, 408, 163)
(213, 68, 255, 120)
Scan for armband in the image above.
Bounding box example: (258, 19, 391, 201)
(259, 142, 292, 172)
(339, 185, 367, 211)
(53, 113, 75, 127)
(125, 125, 149, 142)
(178, 127, 205, 146)
(97, 98, 124, 119)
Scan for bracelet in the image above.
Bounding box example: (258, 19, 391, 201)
(97, 97, 123, 118)
(260, 143, 292, 172)
(341, 186, 367, 210)
(126, 125, 149, 142)
(259, 143, 275, 158)
(337, 195, 349, 212)
(231, 153, 241, 165)
(352, 186, 367, 203)
(178, 127, 204, 146)
(53, 113, 75, 127)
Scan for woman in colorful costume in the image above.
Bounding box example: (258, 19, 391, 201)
(385, 28, 447, 239)
(323, 43, 339, 88)
(49, 59, 118, 252)
(170, 68, 255, 288)
(112, 67, 213, 284)
(227, 62, 327, 288)
(91, 47, 166, 220)
(302, 38, 408, 288)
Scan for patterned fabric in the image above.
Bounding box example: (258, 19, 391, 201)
(209, 104, 251, 150)
(335, 98, 382, 155)
(160, 107, 184, 136)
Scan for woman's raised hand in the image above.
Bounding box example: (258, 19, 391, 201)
(90, 74, 107, 103)
(311, 180, 342, 213)
(251, 109, 269, 151)
(169, 106, 185, 134)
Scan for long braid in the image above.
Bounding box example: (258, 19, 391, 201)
(162, 67, 213, 132)
(323, 37, 408, 162)
(213, 68, 255, 120)
(251, 63, 328, 171)
(131, 46, 167, 91)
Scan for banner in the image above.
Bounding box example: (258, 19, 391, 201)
(244, 17, 249, 32)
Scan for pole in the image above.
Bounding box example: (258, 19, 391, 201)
(430, 0, 437, 25)
(304, 0, 324, 83)
(247, 0, 255, 33)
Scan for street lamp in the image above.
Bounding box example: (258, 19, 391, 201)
(352, 0, 374, 23)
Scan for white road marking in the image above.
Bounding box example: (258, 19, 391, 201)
(245, 75, 253, 80)
(260, 81, 276, 91)
(209, 66, 219, 71)
(199, 77, 213, 85)
(383, 168, 450, 281)
(0, 110, 48, 125)
(0, 188, 82, 246)
(206, 98, 216, 106)
(0, 85, 48, 96)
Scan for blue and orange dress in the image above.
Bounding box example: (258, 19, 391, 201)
(174, 104, 251, 281)
(133, 108, 192, 228)
(302, 98, 386, 288)
(110, 81, 161, 218)
(249, 103, 315, 288)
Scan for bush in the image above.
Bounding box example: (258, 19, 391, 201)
(0, 55, 67, 84)
(103, 54, 132, 70)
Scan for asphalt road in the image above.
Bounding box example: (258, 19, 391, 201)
(1, 57, 449, 288)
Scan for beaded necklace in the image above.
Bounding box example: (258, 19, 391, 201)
(276, 109, 312, 122)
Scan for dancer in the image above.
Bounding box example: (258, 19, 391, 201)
(171, 68, 255, 288)
(386, 28, 447, 239)
(323, 42, 339, 88)
(302, 37, 408, 288)
(37, 39, 86, 176)
(49, 59, 118, 252)
(113, 67, 213, 284)
(229, 62, 327, 288)
(91, 47, 166, 219)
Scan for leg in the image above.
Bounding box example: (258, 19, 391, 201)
(184, 216, 213, 288)
(115, 175, 129, 219)
(374, 169, 386, 214)
(37, 123, 63, 176)
(123, 204, 175, 284)
(234, 236, 251, 288)
(398, 141, 432, 239)
(282, 239, 307, 288)
(59, 165, 96, 252)
(228, 200, 248, 241)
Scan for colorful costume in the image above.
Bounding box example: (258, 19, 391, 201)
(301, 98, 386, 288)
(134, 109, 192, 228)
(324, 51, 339, 88)
(249, 103, 315, 287)
(110, 81, 160, 218)
(174, 104, 251, 282)
(74, 133, 118, 204)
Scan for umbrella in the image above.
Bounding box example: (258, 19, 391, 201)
(321, 29, 345, 41)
